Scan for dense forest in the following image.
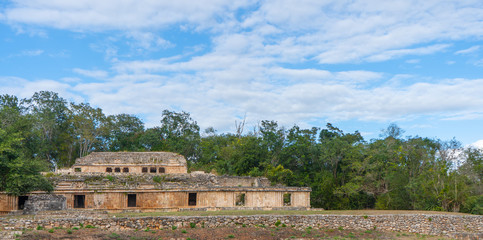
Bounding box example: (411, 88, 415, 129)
(0, 91, 481, 214)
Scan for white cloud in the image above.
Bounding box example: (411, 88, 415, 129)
(3, 0, 483, 64)
(470, 140, 483, 149)
(1, 0, 253, 31)
(10, 49, 44, 57)
(73, 68, 108, 78)
(455, 45, 480, 55)
(366, 44, 450, 62)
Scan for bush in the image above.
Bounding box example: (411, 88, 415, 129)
(67, 229, 72, 234)
(275, 220, 281, 227)
(36, 225, 44, 230)
(190, 222, 196, 228)
(461, 195, 483, 215)
(48, 229, 54, 233)
(153, 176, 162, 183)
(171, 225, 177, 230)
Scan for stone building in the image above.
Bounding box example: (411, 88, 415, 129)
(0, 152, 311, 214)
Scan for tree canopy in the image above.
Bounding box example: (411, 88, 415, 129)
(0, 91, 481, 214)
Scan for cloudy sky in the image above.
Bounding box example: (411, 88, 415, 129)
(1, 0, 482, 146)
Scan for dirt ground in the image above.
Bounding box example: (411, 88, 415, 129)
(19, 225, 452, 240)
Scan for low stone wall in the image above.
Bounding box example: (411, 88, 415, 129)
(1, 213, 481, 239)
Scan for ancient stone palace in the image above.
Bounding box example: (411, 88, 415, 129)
(0, 152, 311, 214)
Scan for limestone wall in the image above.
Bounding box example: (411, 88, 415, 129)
(1, 213, 481, 238)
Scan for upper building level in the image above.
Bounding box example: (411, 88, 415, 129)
(69, 152, 187, 174)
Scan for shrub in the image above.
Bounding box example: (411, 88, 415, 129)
(36, 225, 44, 230)
(153, 176, 162, 183)
(67, 229, 72, 234)
(461, 195, 483, 215)
(275, 220, 281, 227)
(181, 229, 187, 233)
(190, 222, 196, 228)
(171, 225, 177, 230)
(85, 225, 95, 229)
(48, 229, 54, 233)
(227, 234, 235, 238)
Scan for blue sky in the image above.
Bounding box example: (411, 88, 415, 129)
(1, 0, 482, 147)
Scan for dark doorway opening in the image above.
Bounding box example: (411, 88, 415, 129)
(188, 193, 197, 206)
(128, 194, 136, 207)
(74, 195, 85, 208)
(123, 167, 129, 173)
(142, 167, 148, 173)
(18, 196, 28, 210)
(114, 167, 121, 172)
(159, 167, 165, 173)
(150, 167, 156, 173)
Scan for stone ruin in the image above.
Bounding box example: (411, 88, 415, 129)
(22, 194, 66, 215)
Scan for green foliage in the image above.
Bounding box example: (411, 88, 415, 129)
(171, 225, 177, 230)
(274, 220, 281, 227)
(181, 229, 187, 233)
(461, 195, 483, 215)
(227, 234, 235, 238)
(153, 175, 163, 183)
(189, 222, 196, 228)
(105, 175, 114, 182)
(1, 91, 481, 213)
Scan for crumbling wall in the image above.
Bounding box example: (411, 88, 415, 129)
(23, 195, 66, 215)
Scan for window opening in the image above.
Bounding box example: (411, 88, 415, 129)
(114, 167, 121, 172)
(106, 167, 112, 173)
(158, 167, 165, 173)
(74, 168, 81, 172)
(188, 193, 197, 206)
(235, 193, 246, 206)
(74, 195, 85, 208)
(283, 193, 291, 206)
(18, 196, 28, 210)
(142, 167, 148, 173)
(128, 194, 136, 207)
(150, 167, 156, 173)
(123, 167, 129, 173)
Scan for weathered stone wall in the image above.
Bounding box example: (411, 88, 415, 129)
(1, 213, 481, 238)
(22, 195, 66, 215)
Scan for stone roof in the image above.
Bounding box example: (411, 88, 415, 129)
(73, 152, 187, 166)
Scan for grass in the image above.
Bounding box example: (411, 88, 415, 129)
(108, 209, 470, 218)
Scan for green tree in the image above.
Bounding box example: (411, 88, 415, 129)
(109, 114, 144, 151)
(24, 91, 71, 168)
(70, 102, 111, 158)
(0, 94, 53, 195)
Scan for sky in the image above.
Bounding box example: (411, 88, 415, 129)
(0, 0, 482, 147)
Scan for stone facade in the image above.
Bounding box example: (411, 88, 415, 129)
(22, 195, 66, 215)
(0, 152, 311, 213)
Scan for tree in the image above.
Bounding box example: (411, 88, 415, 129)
(0, 94, 53, 195)
(70, 102, 111, 158)
(158, 110, 201, 162)
(24, 91, 71, 168)
(109, 114, 144, 151)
